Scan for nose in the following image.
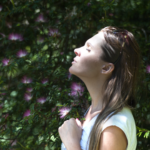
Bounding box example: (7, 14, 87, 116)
(74, 48, 80, 56)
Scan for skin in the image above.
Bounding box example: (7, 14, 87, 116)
(58, 31, 127, 150)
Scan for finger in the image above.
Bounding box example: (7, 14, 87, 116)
(69, 118, 75, 121)
(76, 118, 82, 128)
(58, 126, 61, 134)
(64, 120, 69, 125)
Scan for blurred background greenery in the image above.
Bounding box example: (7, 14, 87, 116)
(0, 0, 150, 149)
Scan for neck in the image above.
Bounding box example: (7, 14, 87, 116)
(80, 75, 106, 114)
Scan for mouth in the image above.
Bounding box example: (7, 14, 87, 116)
(72, 58, 77, 64)
(73, 58, 77, 62)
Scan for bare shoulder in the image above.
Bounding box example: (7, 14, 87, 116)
(99, 126, 127, 150)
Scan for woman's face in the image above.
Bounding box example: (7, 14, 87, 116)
(69, 31, 107, 78)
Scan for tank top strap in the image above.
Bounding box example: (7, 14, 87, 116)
(84, 105, 91, 117)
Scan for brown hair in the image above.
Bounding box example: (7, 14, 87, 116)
(88, 26, 141, 150)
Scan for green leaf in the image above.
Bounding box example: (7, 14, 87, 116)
(10, 0, 15, 7)
(144, 131, 150, 138)
(10, 91, 18, 97)
(30, 103, 34, 112)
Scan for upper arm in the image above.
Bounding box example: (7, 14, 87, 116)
(99, 126, 127, 150)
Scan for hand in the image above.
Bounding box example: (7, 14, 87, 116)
(58, 118, 82, 150)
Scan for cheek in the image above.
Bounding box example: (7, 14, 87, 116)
(69, 54, 102, 77)
(83, 55, 99, 67)
(81, 56, 101, 75)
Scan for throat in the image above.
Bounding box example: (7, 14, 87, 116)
(82, 113, 100, 128)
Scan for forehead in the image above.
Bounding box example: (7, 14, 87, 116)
(87, 32, 105, 50)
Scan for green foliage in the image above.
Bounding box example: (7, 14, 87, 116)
(137, 127, 150, 138)
(0, 0, 150, 149)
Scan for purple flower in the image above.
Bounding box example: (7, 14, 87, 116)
(24, 93, 32, 101)
(11, 140, 17, 146)
(58, 88, 61, 91)
(59, 107, 71, 118)
(21, 76, 32, 84)
(87, 3, 91, 6)
(41, 78, 48, 84)
(8, 33, 23, 41)
(26, 87, 33, 92)
(16, 50, 28, 58)
(23, 110, 31, 118)
(8, 33, 18, 40)
(0, 33, 5, 37)
(36, 14, 47, 22)
(60, 52, 64, 55)
(68, 72, 72, 79)
(146, 65, 150, 73)
(70, 82, 84, 97)
(17, 34, 23, 41)
(56, 20, 61, 25)
(48, 28, 60, 36)
(52, 106, 57, 112)
(0, 124, 7, 131)
(0, 6, 2, 11)
(2, 58, 10, 66)
(37, 97, 46, 104)
(109, 13, 114, 16)
(6, 22, 12, 28)
(4, 113, 9, 119)
(1, 93, 6, 95)
(71, 100, 79, 106)
(37, 36, 45, 43)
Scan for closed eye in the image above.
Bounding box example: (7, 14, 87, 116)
(86, 49, 91, 52)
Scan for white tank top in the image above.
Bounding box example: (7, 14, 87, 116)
(61, 107, 137, 150)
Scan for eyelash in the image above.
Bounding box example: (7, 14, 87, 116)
(86, 49, 91, 52)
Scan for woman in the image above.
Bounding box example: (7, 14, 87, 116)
(58, 26, 140, 150)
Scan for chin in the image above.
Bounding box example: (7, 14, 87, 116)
(69, 66, 75, 75)
(69, 68, 82, 79)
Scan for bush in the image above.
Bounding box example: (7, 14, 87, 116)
(0, 0, 150, 149)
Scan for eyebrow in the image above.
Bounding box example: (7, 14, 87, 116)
(85, 41, 92, 47)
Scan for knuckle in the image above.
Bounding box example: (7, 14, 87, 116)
(58, 127, 61, 132)
(64, 120, 68, 124)
(70, 118, 75, 122)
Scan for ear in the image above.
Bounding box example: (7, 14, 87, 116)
(101, 63, 114, 74)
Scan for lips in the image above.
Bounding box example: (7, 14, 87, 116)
(72, 58, 77, 64)
(73, 58, 77, 62)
